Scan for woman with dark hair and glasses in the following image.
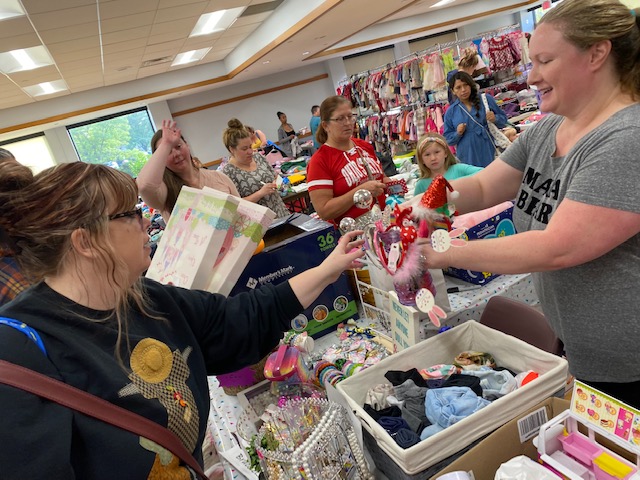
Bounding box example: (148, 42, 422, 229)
(0, 161, 365, 478)
(137, 119, 239, 221)
(307, 95, 389, 224)
(443, 71, 507, 167)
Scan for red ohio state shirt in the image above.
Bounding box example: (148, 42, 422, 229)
(307, 138, 386, 222)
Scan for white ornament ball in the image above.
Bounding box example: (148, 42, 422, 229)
(353, 189, 373, 210)
(339, 216, 357, 233)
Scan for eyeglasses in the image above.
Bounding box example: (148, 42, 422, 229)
(328, 114, 355, 124)
(109, 207, 145, 228)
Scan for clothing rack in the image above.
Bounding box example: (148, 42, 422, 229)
(389, 23, 522, 69)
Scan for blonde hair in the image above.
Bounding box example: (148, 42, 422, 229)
(540, 0, 640, 98)
(0, 162, 160, 363)
(457, 48, 479, 71)
(416, 133, 458, 179)
(223, 118, 251, 151)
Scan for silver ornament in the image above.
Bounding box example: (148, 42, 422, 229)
(353, 189, 373, 210)
(339, 216, 356, 234)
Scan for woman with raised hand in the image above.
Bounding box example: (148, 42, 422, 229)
(137, 119, 239, 221)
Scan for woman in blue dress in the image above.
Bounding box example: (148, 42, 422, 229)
(443, 71, 507, 167)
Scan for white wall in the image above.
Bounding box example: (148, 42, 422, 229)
(457, 13, 519, 39)
(166, 62, 335, 163)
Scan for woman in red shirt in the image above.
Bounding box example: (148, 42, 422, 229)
(307, 96, 390, 223)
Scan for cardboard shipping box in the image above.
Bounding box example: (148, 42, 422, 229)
(230, 214, 358, 337)
(435, 397, 571, 479)
(445, 203, 515, 286)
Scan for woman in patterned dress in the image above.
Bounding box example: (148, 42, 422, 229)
(221, 118, 290, 219)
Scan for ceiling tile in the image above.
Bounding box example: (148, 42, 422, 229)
(98, 0, 159, 20)
(181, 34, 221, 50)
(47, 36, 101, 55)
(103, 48, 145, 64)
(104, 73, 138, 86)
(154, 2, 207, 23)
(21, 0, 95, 15)
(101, 26, 152, 45)
(68, 82, 104, 92)
(64, 72, 104, 84)
(203, 0, 251, 11)
(103, 56, 144, 72)
(136, 63, 170, 78)
(57, 57, 103, 75)
(142, 50, 180, 63)
(0, 33, 42, 53)
(8, 65, 61, 86)
(201, 47, 233, 62)
(214, 33, 247, 49)
(102, 38, 148, 55)
(149, 17, 194, 37)
(0, 96, 34, 109)
(0, 17, 36, 39)
(50, 46, 102, 63)
(144, 40, 184, 55)
(30, 5, 99, 31)
(232, 11, 270, 27)
(34, 90, 70, 101)
(159, 0, 211, 8)
(0, 81, 27, 96)
(101, 11, 156, 34)
(226, 24, 260, 36)
(38, 22, 99, 44)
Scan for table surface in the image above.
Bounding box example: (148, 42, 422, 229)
(205, 272, 539, 479)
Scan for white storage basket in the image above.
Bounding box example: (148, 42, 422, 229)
(337, 320, 569, 477)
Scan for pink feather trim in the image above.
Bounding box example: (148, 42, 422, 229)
(392, 244, 424, 283)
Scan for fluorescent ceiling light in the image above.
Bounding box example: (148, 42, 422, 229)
(431, 0, 455, 7)
(11, 49, 36, 69)
(190, 7, 245, 37)
(0, 46, 54, 73)
(0, 0, 25, 21)
(23, 79, 68, 97)
(171, 48, 211, 66)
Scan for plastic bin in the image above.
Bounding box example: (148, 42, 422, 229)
(593, 452, 636, 480)
(559, 431, 603, 466)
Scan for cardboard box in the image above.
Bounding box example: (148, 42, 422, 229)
(337, 321, 568, 478)
(445, 205, 515, 285)
(436, 397, 570, 479)
(230, 214, 358, 338)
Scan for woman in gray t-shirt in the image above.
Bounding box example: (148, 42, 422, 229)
(416, 0, 640, 407)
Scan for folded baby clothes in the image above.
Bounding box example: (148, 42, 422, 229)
(378, 416, 411, 435)
(365, 383, 395, 409)
(420, 386, 491, 440)
(420, 364, 458, 379)
(385, 368, 429, 387)
(363, 404, 402, 421)
(463, 367, 517, 400)
(394, 428, 421, 449)
(442, 374, 483, 397)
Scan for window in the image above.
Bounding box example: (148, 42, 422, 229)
(0, 133, 55, 174)
(67, 107, 155, 178)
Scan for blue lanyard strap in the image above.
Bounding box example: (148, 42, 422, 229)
(0, 317, 47, 355)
